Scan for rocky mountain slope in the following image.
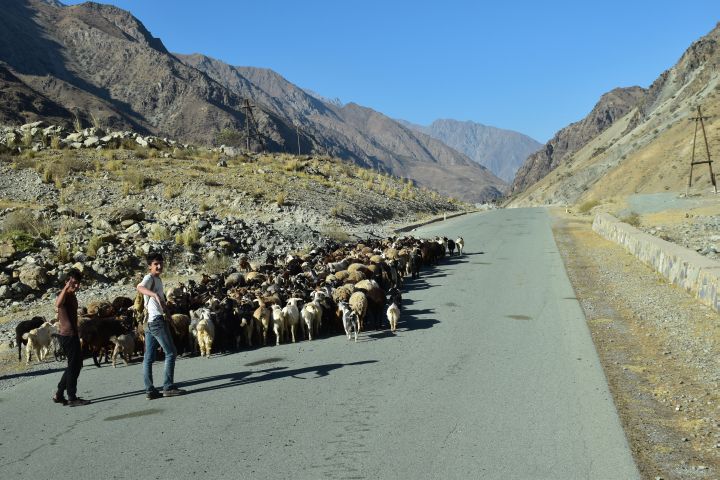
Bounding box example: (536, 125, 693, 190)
(508, 23, 720, 207)
(399, 119, 542, 183)
(178, 54, 507, 203)
(0, 0, 505, 203)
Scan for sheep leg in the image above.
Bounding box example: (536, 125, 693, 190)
(290, 325, 296, 343)
(112, 344, 120, 368)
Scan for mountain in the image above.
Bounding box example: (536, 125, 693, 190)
(399, 119, 542, 183)
(0, 0, 506, 203)
(507, 22, 720, 207)
(176, 53, 508, 203)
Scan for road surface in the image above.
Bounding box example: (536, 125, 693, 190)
(0, 208, 638, 479)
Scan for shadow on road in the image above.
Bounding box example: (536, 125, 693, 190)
(0, 365, 65, 382)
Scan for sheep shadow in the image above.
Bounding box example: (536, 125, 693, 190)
(0, 365, 65, 382)
(183, 360, 378, 395)
(400, 308, 438, 331)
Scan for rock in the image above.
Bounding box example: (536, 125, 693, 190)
(18, 265, 48, 290)
(197, 220, 209, 231)
(73, 252, 87, 262)
(84, 136, 99, 148)
(93, 218, 113, 231)
(108, 207, 145, 224)
(0, 285, 9, 299)
(126, 223, 141, 234)
(70, 142, 83, 149)
(120, 219, 136, 228)
(0, 272, 10, 286)
(21, 121, 46, 130)
(217, 159, 228, 167)
(56, 206, 75, 216)
(136, 136, 148, 147)
(0, 242, 16, 259)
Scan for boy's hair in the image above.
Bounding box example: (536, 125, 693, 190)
(67, 268, 82, 283)
(146, 252, 164, 265)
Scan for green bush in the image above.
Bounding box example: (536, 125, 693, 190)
(0, 230, 38, 252)
(86, 235, 103, 257)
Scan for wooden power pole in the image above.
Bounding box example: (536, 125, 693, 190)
(687, 105, 717, 194)
(240, 99, 265, 153)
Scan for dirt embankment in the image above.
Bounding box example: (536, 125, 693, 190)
(552, 210, 720, 480)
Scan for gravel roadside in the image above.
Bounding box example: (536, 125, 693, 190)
(552, 210, 720, 480)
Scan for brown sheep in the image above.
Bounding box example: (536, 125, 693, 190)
(348, 291, 368, 332)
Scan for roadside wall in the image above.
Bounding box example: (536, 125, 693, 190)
(592, 213, 720, 313)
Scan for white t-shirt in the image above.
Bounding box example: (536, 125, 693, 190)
(140, 274, 165, 321)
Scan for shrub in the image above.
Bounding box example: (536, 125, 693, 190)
(163, 184, 180, 199)
(150, 224, 171, 241)
(283, 158, 301, 172)
(86, 235, 103, 257)
(275, 192, 286, 206)
(621, 212, 641, 227)
(178, 222, 200, 248)
(578, 200, 600, 214)
(1, 209, 52, 238)
(55, 238, 71, 264)
(204, 253, 231, 274)
(0, 230, 38, 252)
(122, 171, 146, 192)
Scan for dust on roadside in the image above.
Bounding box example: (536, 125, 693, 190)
(551, 210, 720, 480)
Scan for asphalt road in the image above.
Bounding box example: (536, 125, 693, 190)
(0, 208, 639, 479)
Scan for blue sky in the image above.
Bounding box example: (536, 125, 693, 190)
(65, 1, 720, 142)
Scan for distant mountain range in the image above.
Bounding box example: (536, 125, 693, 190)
(0, 0, 507, 203)
(399, 119, 542, 183)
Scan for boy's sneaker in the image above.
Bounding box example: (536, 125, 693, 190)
(146, 390, 162, 400)
(162, 388, 186, 397)
(67, 398, 91, 407)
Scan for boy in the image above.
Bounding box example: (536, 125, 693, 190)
(53, 268, 90, 407)
(137, 252, 185, 399)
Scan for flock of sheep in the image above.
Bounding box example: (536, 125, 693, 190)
(15, 234, 465, 367)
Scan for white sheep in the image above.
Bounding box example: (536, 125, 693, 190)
(338, 302, 358, 342)
(22, 322, 57, 364)
(109, 334, 135, 367)
(271, 304, 287, 346)
(455, 236, 465, 255)
(253, 298, 273, 346)
(387, 302, 400, 333)
(283, 298, 303, 343)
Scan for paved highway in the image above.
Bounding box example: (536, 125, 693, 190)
(0, 208, 638, 479)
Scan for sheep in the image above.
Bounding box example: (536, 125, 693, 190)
(283, 298, 303, 343)
(387, 302, 400, 332)
(15, 316, 45, 362)
(271, 304, 287, 346)
(446, 238, 456, 256)
(301, 299, 322, 341)
(109, 334, 135, 367)
(455, 236, 465, 255)
(338, 302, 358, 342)
(348, 291, 368, 333)
(196, 309, 215, 358)
(22, 321, 57, 364)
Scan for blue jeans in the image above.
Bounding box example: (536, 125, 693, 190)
(143, 316, 178, 392)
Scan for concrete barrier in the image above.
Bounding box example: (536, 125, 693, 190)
(592, 213, 720, 313)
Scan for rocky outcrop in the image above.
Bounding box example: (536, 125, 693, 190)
(510, 87, 645, 195)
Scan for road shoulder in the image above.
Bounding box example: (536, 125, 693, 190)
(551, 210, 720, 480)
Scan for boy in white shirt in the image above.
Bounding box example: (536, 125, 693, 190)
(137, 252, 185, 399)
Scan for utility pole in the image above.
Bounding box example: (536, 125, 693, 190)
(240, 98, 265, 153)
(687, 105, 717, 194)
(295, 121, 301, 155)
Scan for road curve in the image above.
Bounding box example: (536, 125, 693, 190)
(0, 208, 638, 479)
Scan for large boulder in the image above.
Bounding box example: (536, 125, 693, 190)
(18, 265, 48, 290)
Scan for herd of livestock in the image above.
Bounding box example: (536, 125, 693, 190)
(16, 234, 465, 367)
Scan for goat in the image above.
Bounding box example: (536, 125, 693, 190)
(283, 298, 302, 343)
(15, 316, 45, 362)
(338, 302, 358, 342)
(195, 309, 215, 358)
(109, 334, 135, 367)
(455, 236, 465, 255)
(348, 291, 368, 332)
(271, 304, 287, 346)
(301, 298, 322, 341)
(253, 298, 273, 346)
(387, 302, 400, 333)
(23, 322, 57, 364)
